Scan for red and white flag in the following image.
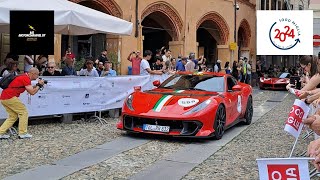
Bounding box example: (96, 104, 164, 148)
(284, 99, 310, 138)
(289, 88, 303, 97)
(257, 158, 312, 180)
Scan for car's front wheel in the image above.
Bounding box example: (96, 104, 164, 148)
(244, 96, 253, 125)
(213, 105, 226, 140)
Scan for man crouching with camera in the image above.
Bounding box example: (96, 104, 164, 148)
(0, 67, 45, 139)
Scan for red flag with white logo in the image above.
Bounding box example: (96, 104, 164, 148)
(284, 99, 309, 138)
(257, 158, 313, 180)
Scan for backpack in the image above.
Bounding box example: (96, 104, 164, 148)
(0, 73, 17, 89)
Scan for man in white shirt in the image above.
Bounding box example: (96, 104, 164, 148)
(140, 50, 165, 75)
(185, 56, 195, 72)
(214, 60, 222, 72)
(79, 59, 99, 77)
(162, 49, 171, 63)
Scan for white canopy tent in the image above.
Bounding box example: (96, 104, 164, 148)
(0, 0, 133, 36)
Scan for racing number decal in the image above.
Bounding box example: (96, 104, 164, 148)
(237, 95, 242, 113)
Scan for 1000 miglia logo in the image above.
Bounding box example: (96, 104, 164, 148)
(269, 18, 301, 50)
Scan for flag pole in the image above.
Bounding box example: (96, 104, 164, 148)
(289, 136, 299, 158)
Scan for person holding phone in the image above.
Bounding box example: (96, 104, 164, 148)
(127, 50, 141, 75)
(286, 55, 319, 98)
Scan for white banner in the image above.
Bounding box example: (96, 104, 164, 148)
(257, 158, 312, 180)
(0, 74, 171, 119)
(257, 10, 313, 55)
(284, 99, 310, 138)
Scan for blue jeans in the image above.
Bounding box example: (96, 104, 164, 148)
(246, 74, 252, 85)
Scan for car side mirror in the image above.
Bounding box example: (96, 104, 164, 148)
(153, 80, 161, 87)
(134, 86, 141, 92)
(232, 85, 242, 91)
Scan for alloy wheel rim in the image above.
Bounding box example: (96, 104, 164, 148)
(216, 107, 225, 136)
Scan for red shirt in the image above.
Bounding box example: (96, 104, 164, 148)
(0, 73, 31, 100)
(130, 57, 141, 75)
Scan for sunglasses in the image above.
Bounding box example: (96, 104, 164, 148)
(47, 67, 55, 69)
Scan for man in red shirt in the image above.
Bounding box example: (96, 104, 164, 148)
(0, 67, 45, 139)
(127, 51, 141, 75)
(64, 46, 75, 61)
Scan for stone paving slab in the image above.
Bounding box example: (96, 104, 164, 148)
(4, 165, 79, 180)
(130, 160, 197, 180)
(55, 148, 117, 167)
(4, 137, 149, 180)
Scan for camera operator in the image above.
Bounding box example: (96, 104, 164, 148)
(127, 50, 141, 75)
(0, 67, 45, 139)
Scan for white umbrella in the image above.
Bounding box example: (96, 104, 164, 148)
(0, 0, 133, 35)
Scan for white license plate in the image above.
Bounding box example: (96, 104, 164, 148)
(142, 124, 170, 133)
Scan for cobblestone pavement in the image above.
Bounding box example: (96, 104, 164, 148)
(2, 90, 306, 180)
(0, 119, 122, 179)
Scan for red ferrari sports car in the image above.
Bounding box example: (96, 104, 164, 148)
(116, 72, 253, 139)
(259, 72, 290, 90)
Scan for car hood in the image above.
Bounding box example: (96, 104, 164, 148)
(130, 89, 219, 115)
(260, 77, 289, 84)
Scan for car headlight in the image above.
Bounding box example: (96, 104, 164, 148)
(260, 78, 264, 82)
(125, 94, 134, 111)
(184, 100, 211, 115)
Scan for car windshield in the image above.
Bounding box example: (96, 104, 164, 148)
(279, 73, 290, 78)
(159, 74, 225, 92)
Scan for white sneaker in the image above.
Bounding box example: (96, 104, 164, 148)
(0, 134, 10, 139)
(18, 133, 32, 139)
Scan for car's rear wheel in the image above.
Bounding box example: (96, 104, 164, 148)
(213, 105, 226, 140)
(244, 96, 253, 125)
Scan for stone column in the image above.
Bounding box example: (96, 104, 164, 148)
(169, 41, 184, 58)
(49, 34, 62, 67)
(106, 34, 120, 72)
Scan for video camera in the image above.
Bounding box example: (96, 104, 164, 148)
(39, 78, 48, 84)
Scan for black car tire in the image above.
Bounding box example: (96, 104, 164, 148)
(244, 96, 253, 125)
(213, 105, 226, 140)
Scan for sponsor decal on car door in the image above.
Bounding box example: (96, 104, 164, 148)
(237, 95, 242, 113)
